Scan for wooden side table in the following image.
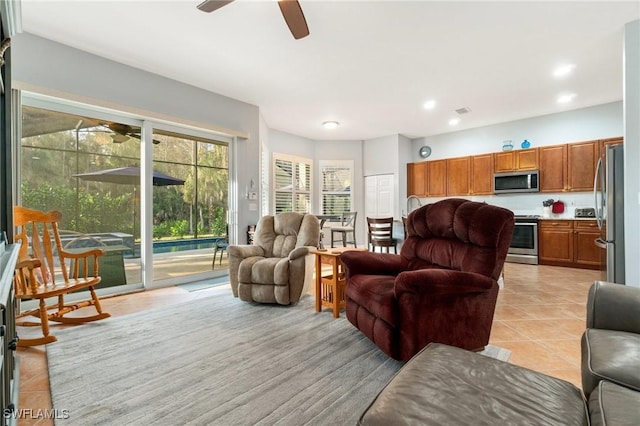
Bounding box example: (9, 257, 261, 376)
(311, 247, 366, 318)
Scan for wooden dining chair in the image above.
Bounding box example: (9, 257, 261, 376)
(13, 206, 111, 346)
(331, 211, 357, 248)
(367, 216, 398, 253)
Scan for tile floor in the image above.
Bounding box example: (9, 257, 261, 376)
(15, 262, 601, 426)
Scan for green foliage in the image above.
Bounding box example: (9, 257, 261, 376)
(20, 107, 230, 241)
(170, 220, 189, 238)
(153, 222, 172, 240)
(210, 206, 227, 236)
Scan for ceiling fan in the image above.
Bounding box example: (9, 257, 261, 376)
(197, 0, 310, 40)
(103, 123, 161, 145)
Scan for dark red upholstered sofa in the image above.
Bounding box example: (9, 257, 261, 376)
(340, 198, 515, 361)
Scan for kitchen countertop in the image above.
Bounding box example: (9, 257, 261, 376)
(539, 217, 597, 221)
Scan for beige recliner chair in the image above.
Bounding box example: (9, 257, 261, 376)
(228, 212, 320, 305)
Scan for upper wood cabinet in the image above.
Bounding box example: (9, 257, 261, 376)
(471, 154, 494, 195)
(493, 149, 539, 173)
(599, 137, 623, 158)
(407, 162, 427, 197)
(567, 141, 599, 191)
(446, 156, 470, 196)
(539, 144, 567, 192)
(427, 159, 447, 196)
(406, 137, 622, 198)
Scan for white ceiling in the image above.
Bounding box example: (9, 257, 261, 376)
(17, 1, 640, 141)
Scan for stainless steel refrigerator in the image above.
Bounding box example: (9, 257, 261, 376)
(594, 144, 625, 284)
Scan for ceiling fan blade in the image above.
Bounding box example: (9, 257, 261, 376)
(278, 0, 309, 40)
(197, 0, 234, 13)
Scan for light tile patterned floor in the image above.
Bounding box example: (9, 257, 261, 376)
(15, 262, 600, 426)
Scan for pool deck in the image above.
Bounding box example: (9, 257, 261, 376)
(122, 248, 228, 284)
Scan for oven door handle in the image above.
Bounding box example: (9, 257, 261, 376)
(515, 222, 538, 226)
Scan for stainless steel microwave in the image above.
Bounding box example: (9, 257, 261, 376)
(494, 170, 539, 194)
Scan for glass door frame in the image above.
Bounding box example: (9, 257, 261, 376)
(18, 92, 236, 293)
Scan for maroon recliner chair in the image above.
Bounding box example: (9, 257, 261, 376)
(340, 198, 514, 361)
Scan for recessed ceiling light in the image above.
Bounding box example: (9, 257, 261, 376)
(553, 64, 575, 78)
(557, 93, 577, 104)
(448, 118, 460, 126)
(322, 121, 339, 129)
(423, 100, 436, 109)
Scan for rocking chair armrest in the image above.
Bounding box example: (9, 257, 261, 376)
(16, 258, 42, 270)
(60, 248, 105, 259)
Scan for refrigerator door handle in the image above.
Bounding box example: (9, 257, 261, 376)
(594, 237, 609, 249)
(593, 157, 604, 230)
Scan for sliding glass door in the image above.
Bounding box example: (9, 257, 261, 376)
(150, 128, 229, 283)
(19, 94, 231, 291)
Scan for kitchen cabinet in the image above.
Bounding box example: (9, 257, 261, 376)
(539, 220, 573, 264)
(446, 156, 470, 196)
(539, 144, 567, 192)
(574, 221, 605, 268)
(540, 140, 604, 192)
(471, 153, 494, 195)
(539, 220, 604, 270)
(599, 137, 623, 156)
(427, 159, 447, 196)
(406, 159, 447, 197)
(407, 162, 427, 197)
(567, 141, 599, 192)
(494, 149, 538, 173)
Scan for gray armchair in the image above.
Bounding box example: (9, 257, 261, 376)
(581, 281, 640, 397)
(228, 212, 320, 305)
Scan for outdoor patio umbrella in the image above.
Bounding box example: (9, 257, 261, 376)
(73, 166, 185, 238)
(73, 166, 185, 186)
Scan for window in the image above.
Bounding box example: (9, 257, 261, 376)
(320, 160, 353, 214)
(273, 154, 311, 214)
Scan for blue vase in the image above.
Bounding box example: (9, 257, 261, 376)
(521, 139, 531, 149)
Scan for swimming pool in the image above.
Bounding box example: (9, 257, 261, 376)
(123, 237, 225, 257)
(153, 238, 221, 254)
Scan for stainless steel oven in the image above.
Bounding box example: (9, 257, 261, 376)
(506, 216, 539, 264)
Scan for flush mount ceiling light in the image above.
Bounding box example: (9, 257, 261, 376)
(322, 121, 339, 129)
(557, 93, 577, 104)
(448, 118, 461, 126)
(423, 100, 436, 110)
(553, 64, 576, 78)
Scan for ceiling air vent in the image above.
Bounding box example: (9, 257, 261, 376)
(455, 107, 472, 114)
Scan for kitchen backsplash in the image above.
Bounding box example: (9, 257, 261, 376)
(411, 192, 593, 219)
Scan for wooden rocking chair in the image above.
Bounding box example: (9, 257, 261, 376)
(13, 206, 111, 346)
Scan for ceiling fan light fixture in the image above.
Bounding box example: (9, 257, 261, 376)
(110, 133, 130, 143)
(322, 121, 339, 129)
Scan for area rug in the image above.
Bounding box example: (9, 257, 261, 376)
(47, 287, 509, 425)
(176, 275, 230, 292)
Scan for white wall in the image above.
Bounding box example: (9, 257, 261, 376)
(411, 102, 623, 161)
(624, 20, 640, 287)
(363, 134, 399, 176)
(11, 33, 262, 239)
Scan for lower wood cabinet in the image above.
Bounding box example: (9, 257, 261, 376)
(538, 220, 604, 270)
